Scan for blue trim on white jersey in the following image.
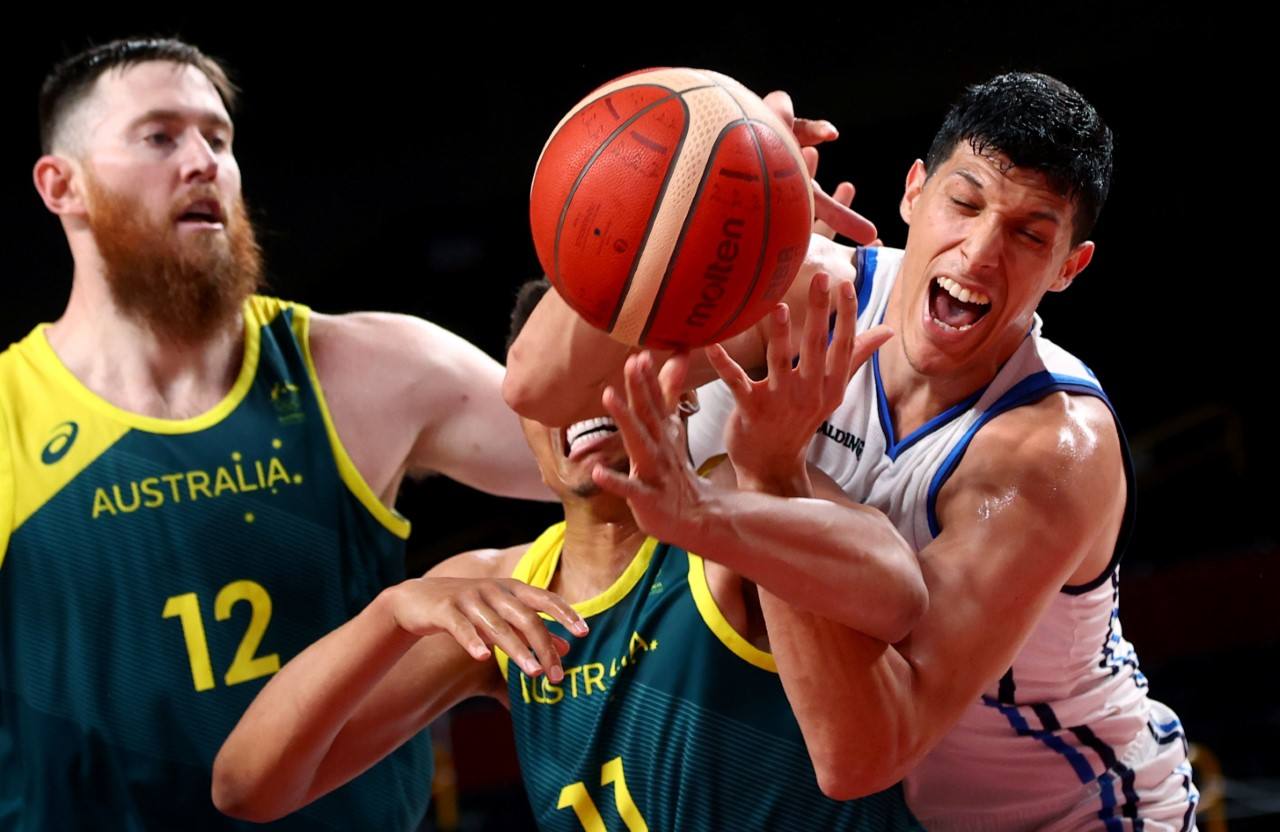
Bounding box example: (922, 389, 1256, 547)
(981, 683, 1149, 831)
(1100, 605, 1149, 690)
(925, 371, 1106, 538)
(1097, 773, 1126, 832)
(980, 696, 1095, 783)
(872, 350, 986, 462)
(997, 667, 1016, 704)
(1073, 725, 1144, 830)
(1177, 761, 1199, 832)
(855, 246, 876, 315)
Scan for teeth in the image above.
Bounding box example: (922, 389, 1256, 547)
(936, 276, 990, 306)
(933, 318, 976, 332)
(566, 417, 618, 451)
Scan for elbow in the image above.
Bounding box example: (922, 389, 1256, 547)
(815, 763, 909, 802)
(802, 710, 923, 800)
(856, 572, 927, 646)
(870, 541, 928, 644)
(501, 358, 559, 425)
(884, 567, 929, 645)
(501, 359, 534, 417)
(211, 751, 292, 823)
(811, 742, 915, 802)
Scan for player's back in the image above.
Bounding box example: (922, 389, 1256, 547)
(501, 522, 922, 831)
(0, 297, 432, 830)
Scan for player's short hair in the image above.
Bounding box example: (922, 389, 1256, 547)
(39, 37, 237, 154)
(924, 71, 1113, 244)
(507, 277, 551, 352)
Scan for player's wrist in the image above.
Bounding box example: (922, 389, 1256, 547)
(377, 581, 436, 641)
(729, 452, 810, 496)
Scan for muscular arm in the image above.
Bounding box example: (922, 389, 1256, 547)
(310, 311, 550, 501)
(759, 395, 1127, 798)
(212, 545, 579, 821)
(593, 344, 924, 644)
(678, 462, 926, 644)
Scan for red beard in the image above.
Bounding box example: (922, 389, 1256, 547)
(84, 172, 264, 344)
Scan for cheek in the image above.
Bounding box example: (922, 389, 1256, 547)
(221, 158, 242, 185)
(919, 204, 967, 245)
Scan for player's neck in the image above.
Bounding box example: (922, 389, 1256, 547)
(878, 284, 1016, 437)
(876, 340, 987, 438)
(45, 271, 245, 420)
(553, 501, 648, 604)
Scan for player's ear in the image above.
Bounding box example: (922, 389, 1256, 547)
(34, 154, 88, 218)
(900, 160, 927, 225)
(1048, 241, 1094, 293)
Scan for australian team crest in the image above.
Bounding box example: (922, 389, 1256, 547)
(270, 382, 305, 425)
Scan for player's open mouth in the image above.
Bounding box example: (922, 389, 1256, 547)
(564, 417, 619, 459)
(176, 198, 225, 227)
(927, 276, 991, 332)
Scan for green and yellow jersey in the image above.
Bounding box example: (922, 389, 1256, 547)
(499, 523, 923, 832)
(0, 297, 431, 830)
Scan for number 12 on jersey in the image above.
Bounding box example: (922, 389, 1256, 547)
(558, 757, 649, 832)
(163, 579, 281, 692)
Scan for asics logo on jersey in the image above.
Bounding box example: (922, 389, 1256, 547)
(816, 420, 865, 460)
(41, 421, 79, 464)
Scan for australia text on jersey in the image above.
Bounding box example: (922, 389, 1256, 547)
(90, 447, 303, 519)
(516, 630, 658, 705)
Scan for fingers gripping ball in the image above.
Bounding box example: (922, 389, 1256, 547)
(530, 68, 814, 349)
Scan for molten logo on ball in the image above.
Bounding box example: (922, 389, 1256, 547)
(529, 68, 813, 349)
(685, 216, 744, 330)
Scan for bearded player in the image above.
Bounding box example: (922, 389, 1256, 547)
(0, 38, 549, 830)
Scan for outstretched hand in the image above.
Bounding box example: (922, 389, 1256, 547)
(590, 352, 711, 548)
(706, 272, 892, 490)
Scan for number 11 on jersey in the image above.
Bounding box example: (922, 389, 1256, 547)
(557, 756, 649, 832)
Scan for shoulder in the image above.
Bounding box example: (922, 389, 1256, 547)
(970, 391, 1119, 477)
(308, 311, 504, 417)
(429, 543, 530, 580)
(940, 391, 1124, 542)
(308, 311, 493, 373)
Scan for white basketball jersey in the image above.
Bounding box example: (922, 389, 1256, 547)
(688, 247, 1197, 831)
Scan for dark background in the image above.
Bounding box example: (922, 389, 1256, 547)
(2, 7, 1270, 829)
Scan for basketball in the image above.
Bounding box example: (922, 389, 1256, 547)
(529, 68, 814, 349)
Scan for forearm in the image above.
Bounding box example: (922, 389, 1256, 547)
(503, 287, 635, 426)
(504, 286, 766, 426)
(212, 589, 421, 821)
(683, 477, 926, 643)
(758, 589, 928, 798)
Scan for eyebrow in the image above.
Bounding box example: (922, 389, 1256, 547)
(951, 169, 1061, 225)
(126, 109, 233, 133)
